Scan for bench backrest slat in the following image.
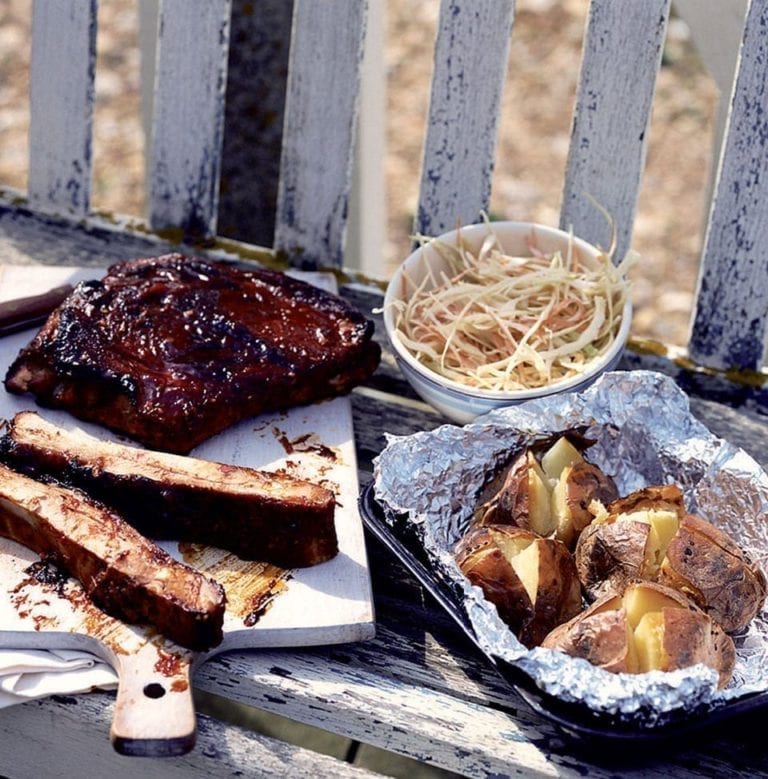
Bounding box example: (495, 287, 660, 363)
(147, 0, 232, 239)
(273, 0, 368, 267)
(690, 0, 768, 370)
(560, 0, 671, 262)
(414, 0, 515, 240)
(28, 0, 97, 217)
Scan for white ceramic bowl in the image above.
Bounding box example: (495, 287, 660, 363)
(383, 221, 632, 424)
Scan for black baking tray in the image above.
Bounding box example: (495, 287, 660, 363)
(359, 481, 768, 744)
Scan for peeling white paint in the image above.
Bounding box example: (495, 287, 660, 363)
(560, 0, 671, 263)
(273, 0, 368, 268)
(28, 0, 97, 217)
(415, 0, 515, 239)
(690, 0, 768, 370)
(148, 0, 232, 238)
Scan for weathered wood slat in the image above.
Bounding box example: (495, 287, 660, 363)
(414, 0, 515, 239)
(689, 0, 768, 371)
(0, 194, 278, 271)
(194, 647, 564, 777)
(27, 0, 97, 217)
(0, 200, 182, 267)
(560, 0, 670, 262)
(0, 692, 375, 778)
(273, 0, 368, 268)
(148, 0, 232, 239)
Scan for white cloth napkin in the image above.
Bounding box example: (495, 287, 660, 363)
(0, 648, 118, 708)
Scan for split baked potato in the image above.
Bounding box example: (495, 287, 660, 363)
(454, 524, 582, 648)
(541, 581, 736, 687)
(474, 436, 618, 548)
(576, 485, 767, 632)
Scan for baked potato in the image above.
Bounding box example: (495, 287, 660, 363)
(575, 484, 685, 600)
(541, 581, 736, 687)
(659, 513, 767, 633)
(473, 450, 555, 536)
(454, 524, 582, 648)
(474, 436, 618, 548)
(576, 485, 767, 632)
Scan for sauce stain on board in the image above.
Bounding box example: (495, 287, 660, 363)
(179, 543, 291, 626)
(154, 647, 187, 680)
(272, 427, 341, 463)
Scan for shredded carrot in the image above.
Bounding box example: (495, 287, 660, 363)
(390, 221, 634, 392)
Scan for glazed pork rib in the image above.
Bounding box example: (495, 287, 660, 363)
(0, 461, 226, 651)
(0, 411, 338, 568)
(4, 254, 381, 454)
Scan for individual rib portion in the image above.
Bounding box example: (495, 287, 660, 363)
(0, 411, 338, 568)
(0, 461, 226, 651)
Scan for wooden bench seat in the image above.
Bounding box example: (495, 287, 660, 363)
(2, 0, 768, 776)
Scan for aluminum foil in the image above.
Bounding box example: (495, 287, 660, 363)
(373, 370, 768, 726)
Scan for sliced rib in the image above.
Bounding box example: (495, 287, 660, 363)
(0, 411, 338, 568)
(0, 461, 226, 651)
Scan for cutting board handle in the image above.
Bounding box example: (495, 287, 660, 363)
(110, 643, 196, 757)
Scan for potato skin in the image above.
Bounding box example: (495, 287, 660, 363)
(575, 519, 650, 601)
(574, 485, 689, 601)
(473, 451, 536, 529)
(542, 582, 736, 687)
(606, 484, 686, 518)
(574, 484, 681, 600)
(455, 528, 529, 630)
(541, 595, 629, 672)
(474, 444, 617, 548)
(529, 535, 584, 646)
(555, 461, 619, 546)
(454, 525, 582, 648)
(659, 514, 767, 633)
(575, 485, 767, 631)
(661, 605, 736, 688)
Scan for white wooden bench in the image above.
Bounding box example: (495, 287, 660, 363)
(2, 0, 768, 776)
(11, 0, 768, 372)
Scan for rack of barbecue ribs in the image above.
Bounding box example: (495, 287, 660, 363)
(5, 255, 381, 454)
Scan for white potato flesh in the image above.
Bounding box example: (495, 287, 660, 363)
(623, 584, 681, 630)
(540, 437, 584, 485)
(550, 466, 573, 541)
(527, 454, 556, 536)
(507, 540, 540, 605)
(633, 610, 667, 672)
(620, 508, 680, 575)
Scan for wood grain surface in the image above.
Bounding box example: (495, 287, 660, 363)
(415, 0, 515, 239)
(560, 0, 671, 262)
(273, 0, 368, 268)
(27, 0, 96, 217)
(148, 0, 232, 238)
(690, 0, 768, 370)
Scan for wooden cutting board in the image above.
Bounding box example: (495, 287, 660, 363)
(0, 264, 375, 756)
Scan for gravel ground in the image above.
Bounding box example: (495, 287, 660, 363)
(0, 0, 719, 347)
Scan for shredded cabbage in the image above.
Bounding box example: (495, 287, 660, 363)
(390, 222, 635, 392)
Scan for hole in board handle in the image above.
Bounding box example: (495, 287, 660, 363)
(143, 683, 166, 699)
